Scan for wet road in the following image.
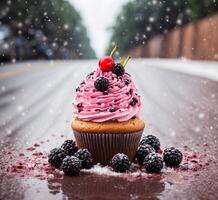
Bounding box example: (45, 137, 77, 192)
(0, 60, 218, 200)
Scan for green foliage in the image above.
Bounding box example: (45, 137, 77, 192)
(108, 0, 218, 54)
(0, 0, 96, 59)
(188, 0, 218, 21)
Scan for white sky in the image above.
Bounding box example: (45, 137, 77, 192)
(69, 0, 126, 57)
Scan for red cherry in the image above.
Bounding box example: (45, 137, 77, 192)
(99, 56, 115, 72)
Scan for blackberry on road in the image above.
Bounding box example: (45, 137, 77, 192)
(62, 156, 81, 176)
(140, 135, 160, 152)
(143, 153, 163, 173)
(111, 153, 130, 172)
(136, 144, 155, 165)
(74, 149, 94, 169)
(163, 147, 183, 167)
(48, 148, 67, 168)
(61, 140, 78, 156)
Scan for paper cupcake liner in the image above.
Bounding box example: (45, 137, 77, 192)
(73, 130, 143, 165)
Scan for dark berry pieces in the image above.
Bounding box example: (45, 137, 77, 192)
(163, 147, 183, 167)
(48, 148, 67, 168)
(74, 149, 94, 169)
(129, 89, 133, 95)
(139, 135, 160, 152)
(78, 108, 83, 113)
(77, 103, 83, 108)
(99, 56, 115, 72)
(61, 140, 78, 156)
(94, 77, 109, 92)
(87, 71, 95, 77)
(103, 90, 109, 95)
(130, 97, 138, 107)
(143, 153, 163, 173)
(76, 87, 80, 92)
(136, 144, 155, 165)
(111, 153, 130, 172)
(109, 107, 116, 112)
(80, 81, 85, 85)
(124, 79, 131, 85)
(62, 156, 81, 176)
(112, 63, 125, 76)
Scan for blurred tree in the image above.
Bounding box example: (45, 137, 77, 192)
(108, 0, 218, 54)
(0, 0, 96, 59)
(188, 0, 218, 21)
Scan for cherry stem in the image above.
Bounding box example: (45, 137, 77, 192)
(122, 56, 131, 67)
(110, 45, 118, 57)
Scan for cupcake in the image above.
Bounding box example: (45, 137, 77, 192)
(71, 47, 145, 165)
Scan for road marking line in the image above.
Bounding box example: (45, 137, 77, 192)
(0, 68, 31, 79)
(0, 62, 57, 79)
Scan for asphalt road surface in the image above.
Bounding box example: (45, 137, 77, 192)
(0, 60, 218, 200)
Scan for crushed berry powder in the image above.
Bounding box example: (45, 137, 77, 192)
(5, 152, 54, 179)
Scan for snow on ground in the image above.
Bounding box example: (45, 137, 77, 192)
(137, 58, 218, 81)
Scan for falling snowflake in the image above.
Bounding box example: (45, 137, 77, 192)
(17, 106, 24, 112)
(194, 127, 201, 133)
(149, 17, 155, 23)
(176, 19, 182, 25)
(198, 112, 205, 120)
(64, 24, 69, 29)
(1, 86, 6, 92)
(146, 26, 151, 32)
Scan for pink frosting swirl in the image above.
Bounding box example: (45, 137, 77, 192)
(73, 69, 142, 122)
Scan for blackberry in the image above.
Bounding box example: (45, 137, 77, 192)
(112, 63, 125, 76)
(74, 149, 93, 169)
(136, 144, 155, 165)
(111, 153, 130, 172)
(94, 77, 109, 92)
(48, 148, 67, 168)
(61, 140, 78, 156)
(143, 153, 163, 173)
(62, 156, 81, 176)
(129, 97, 138, 107)
(163, 147, 183, 167)
(139, 135, 160, 152)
